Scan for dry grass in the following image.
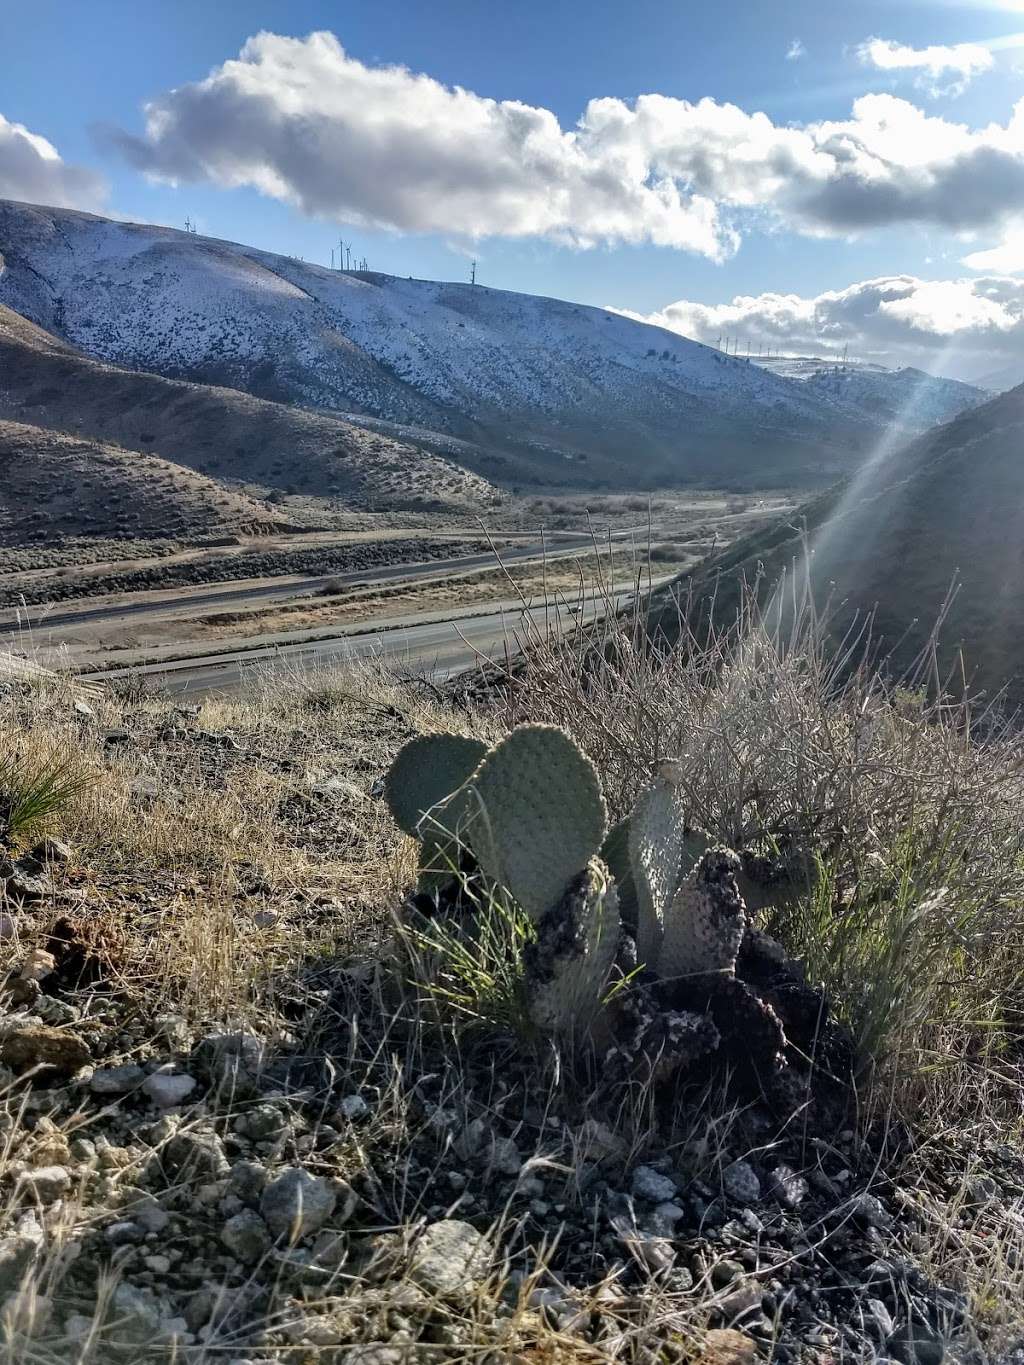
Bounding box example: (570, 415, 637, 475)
(4, 587, 1024, 1358)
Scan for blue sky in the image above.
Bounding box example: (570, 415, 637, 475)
(4, 0, 1024, 377)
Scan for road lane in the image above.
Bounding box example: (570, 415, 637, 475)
(79, 593, 633, 696)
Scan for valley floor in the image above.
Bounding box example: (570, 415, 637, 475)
(1, 490, 787, 680)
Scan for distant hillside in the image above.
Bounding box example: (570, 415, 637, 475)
(0, 199, 929, 490)
(0, 419, 276, 548)
(0, 303, 499, 517)
(755, 355, 987, 430)
(647, 384, 1024, 702)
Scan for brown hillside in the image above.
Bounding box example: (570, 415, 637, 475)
(0, 304, 498, 514)
(0, 419, 277, 548)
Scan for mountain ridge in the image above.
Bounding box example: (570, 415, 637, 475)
(0, 199, 984, 490)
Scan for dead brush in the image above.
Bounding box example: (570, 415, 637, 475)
(474, 570, 1024, 1118)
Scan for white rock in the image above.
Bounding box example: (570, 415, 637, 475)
(409, 1219, 492, 1295)
(17, 1166, 71, 1203)
(338, 1094, 369, 1121)
(768, 1163, 808, 1209)
(143, 1071, 197, 1107)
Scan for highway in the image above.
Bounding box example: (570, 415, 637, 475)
(0, 531, 646, 635)
(77, 590, 641, 697)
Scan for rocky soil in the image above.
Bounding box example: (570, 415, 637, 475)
(1, 676, 1023, 1363)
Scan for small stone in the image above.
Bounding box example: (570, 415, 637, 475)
(17, 1166, 71, 1203)
(4, 871, 48, 901)
(32, 838, 72, 865)
(631, 1165, 679, 1203)
(338, 1094, 369, 1122)
(143, 1070, 197, 1107)
(697, 1328, 760, 1365)
(74, 698, 96, 721)
(90, 1065, 146, 1095)
(489, 1136, 522, 1176)
(18, 949, 56, 981)
(240, 1103, 288, 1141)
(144, 1254, 171, 1274)
(722, 1160, 761, 1204)
(133, 1200, 170, 1234)
(105, 1221, 144, 1245)
(0, 1236, 41, 1293)
(221, 1209, 272, 1264)
(409, 1219, 493, 1295)
(0, 1024, 89, 1073)
(260, 1168, 336, 1242)
(712, 1259, 746, 1289)
(852, 1193, 894, 1230)
(768, 1164, 808, 1209)
(163, 1128, 229, 1180)
(0, 915, 17, 941)
(229, 1160, 270, 1203)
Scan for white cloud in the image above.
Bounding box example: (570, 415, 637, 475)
(786, 38, 807, 61)
(856, 35, 993, 96)
(112, 32, 1024, 258)
(963, 229, 1024, 271)
(615, 274, 1024, 375)
(0, 114, 107, 210)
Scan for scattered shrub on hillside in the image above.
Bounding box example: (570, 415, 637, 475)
(0, 743, 92, 845)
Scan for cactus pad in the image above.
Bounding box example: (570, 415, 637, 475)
(464, 725, 606, 918)
(657, 846, 747, 984)
(384, 734, 488, 837)
(628, 772, 688, 967)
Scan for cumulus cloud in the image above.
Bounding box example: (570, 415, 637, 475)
(963, 229, 1024, 272)
(856, 36, 993, 96)
(112, 31, 1024, 257)
(786, 38, 807, 61)
(0, 114, 107, 209)
(615, 274, 1024, 375)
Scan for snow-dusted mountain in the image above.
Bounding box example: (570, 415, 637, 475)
(0, 201, 984, 488)
(755, 355, 987, 431)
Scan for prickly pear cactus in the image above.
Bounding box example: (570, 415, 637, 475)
(628, 765, 689, 968)
(385, 734, 488, 837)
(524, 858, 620, 1039)
(656, 847, 747, 985)
(461, 725, 607, 919)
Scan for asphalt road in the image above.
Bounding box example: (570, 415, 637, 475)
(80, 594, 628, 696)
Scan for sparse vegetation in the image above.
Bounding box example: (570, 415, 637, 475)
(2, 592, 1024, 1361)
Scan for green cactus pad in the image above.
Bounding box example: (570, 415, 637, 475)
(628, 773, 688, 967)
(657, 846, 747, 984)
(600, 816, 636, 928)
(384, 733, 488, 837)
(464, 725, 607, 918)
(524, 858, 620, 1038)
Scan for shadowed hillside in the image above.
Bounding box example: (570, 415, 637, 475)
(0, 419, 281, 551)
(646, 384, 1024, 701)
